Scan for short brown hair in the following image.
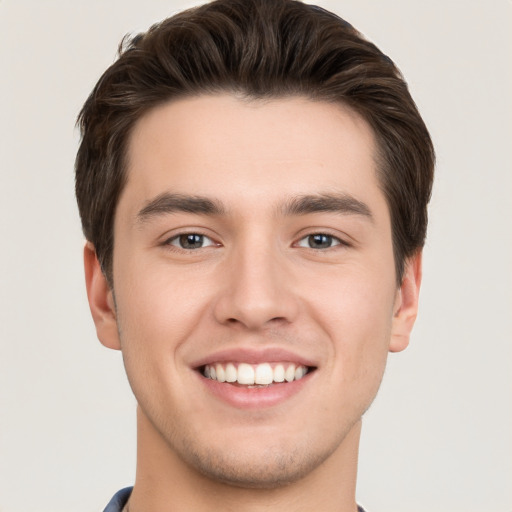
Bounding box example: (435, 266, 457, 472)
(75, 0, 434, 286)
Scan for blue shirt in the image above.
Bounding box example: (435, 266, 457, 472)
(103, 487, 132, 512)
(103, 487, 367, 511)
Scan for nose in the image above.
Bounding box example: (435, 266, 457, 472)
(212, 241, 299, 330)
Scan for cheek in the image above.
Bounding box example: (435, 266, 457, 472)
(305, 266, 396, 374)
(112, 271, 204, 412)
(112, 264, 225, 408)
(115, 259, 214, 343)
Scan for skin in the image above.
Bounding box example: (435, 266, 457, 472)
(84, 95, 421, 512)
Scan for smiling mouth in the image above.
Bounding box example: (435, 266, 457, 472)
(200, 362, 314, 387)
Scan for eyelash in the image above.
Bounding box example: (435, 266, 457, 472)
(295, 233, 346, 250)
(165, 233, 217, 250)
(163, 232, 348, 251)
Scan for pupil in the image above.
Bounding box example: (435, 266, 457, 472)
(180, 234, 203, 249)
(309, 234, 331, 248)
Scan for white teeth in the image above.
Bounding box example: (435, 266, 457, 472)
(285, 364, 295, 382)
(294, 366, 306, 380)
(225, 363, 237, 382)
(215, 364, 226, 383)
(273, 364, 285, 382)
(203, 362, 309, 385)
(254, 363, 273, 385)
(237, 363, 255, 385)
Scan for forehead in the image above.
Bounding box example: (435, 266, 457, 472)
(122, 94, 382, 216)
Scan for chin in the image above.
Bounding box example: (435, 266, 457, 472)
(156, 413, 359, 491)
(180, 441, 333, 489)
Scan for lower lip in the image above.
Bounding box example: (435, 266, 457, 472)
(197, 371, 314, 409)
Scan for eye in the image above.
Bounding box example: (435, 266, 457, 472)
(296, 233, 342, 249)
(167, 233, 216, 250)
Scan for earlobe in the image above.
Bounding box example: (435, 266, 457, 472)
(83, 242, 121, 350)
(389, 251, 422, 353)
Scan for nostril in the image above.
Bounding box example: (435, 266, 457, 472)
(269, 316, 287, 323)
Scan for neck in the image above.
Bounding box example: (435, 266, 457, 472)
(127, 407, 361, 512)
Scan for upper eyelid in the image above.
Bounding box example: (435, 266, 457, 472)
(161, 227, 217, 242)
(294, 229, 352, 245)
(165, 232, 217, 245)
(165, 231, 212, 241)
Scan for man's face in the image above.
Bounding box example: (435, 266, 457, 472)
(87, 95, 420, 487)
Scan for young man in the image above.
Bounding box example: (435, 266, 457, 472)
(75, 1, 434, 510)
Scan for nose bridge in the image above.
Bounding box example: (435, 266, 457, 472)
(213, 231, 297, 329)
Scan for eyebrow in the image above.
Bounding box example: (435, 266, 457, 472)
(136, 191, 373, 224)
(282, 193, 373, 220)
(136, 193, 225, 223)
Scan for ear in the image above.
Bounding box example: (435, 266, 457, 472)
(83, 242, 121, 350)
(389, 251, 423, 353)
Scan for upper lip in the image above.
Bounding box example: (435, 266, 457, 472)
(190, 347, 317, 369)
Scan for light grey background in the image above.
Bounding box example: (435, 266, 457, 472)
(0, 1, 510, 511)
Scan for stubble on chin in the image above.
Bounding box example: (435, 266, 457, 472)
(177, 437, 334, 489)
